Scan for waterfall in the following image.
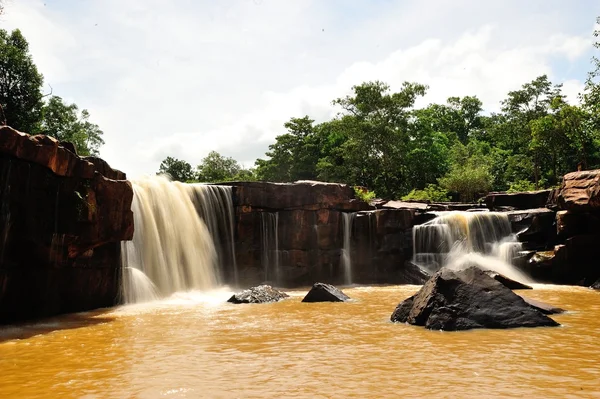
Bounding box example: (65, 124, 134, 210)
(186, 184, 238, 285)
(120, 176, 220, 304)
(341, 212, 356, 285)
(412, 211, 531, 283)
(260, 212, 279, 285)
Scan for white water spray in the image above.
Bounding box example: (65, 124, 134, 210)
(413, 211, 531, 283)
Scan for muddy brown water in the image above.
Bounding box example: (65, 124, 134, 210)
(0, 285, 599, 398)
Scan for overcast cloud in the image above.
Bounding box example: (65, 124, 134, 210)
(2, 0, 599, 177)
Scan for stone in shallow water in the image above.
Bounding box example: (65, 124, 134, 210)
(519, 296, 565, 315)
(390, 267, 559, 331)
(227, 285, 289, 304)
(483, 270, 532, 290)
(301, 283, 350, 303)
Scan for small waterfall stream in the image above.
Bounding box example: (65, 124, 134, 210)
(412, 211, 530, 283)
(260, 212, 280, 285)
(187, 184, 238, 285)
(341, 212, 356, 285)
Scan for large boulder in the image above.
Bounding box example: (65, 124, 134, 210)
(301, 282, 350, 302)
(227, 285, 289, 304)
(553, 169, 600, 211)
(390, 267, 559, 330)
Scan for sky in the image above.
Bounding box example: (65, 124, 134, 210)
(1, 0, 599, 178)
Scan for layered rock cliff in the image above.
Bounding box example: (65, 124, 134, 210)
(0, 126, 133, 323)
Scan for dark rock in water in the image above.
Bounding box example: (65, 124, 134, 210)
(390, 267, 559, 330)
(482, 270, 532, 290)
(302, 282, 350, 302)
(591, 279, 600, 290)
(519, 296, 565, 315)
(228, 285, 289, 304)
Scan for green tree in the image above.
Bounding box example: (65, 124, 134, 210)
(157, 156, 195, 182)
(41, 96, 104, 156)
(197, 151, 242, 182)
(0, 29, 44, 132)
(331, 81, 428, 198)
(255, 116, 320, 182)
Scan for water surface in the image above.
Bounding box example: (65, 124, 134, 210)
(1, 285, 598, 398)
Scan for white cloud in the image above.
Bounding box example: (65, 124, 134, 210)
(2, 0, 597, 178)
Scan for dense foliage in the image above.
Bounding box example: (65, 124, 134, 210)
(0, 29, 103, 155)
(157, 17, 600, 201)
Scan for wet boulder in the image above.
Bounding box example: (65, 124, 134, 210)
(227, 285, 289, 304)
(390, 267, 559, 330)
(301, 282, 350, 302)
(482, 270, 532, 290)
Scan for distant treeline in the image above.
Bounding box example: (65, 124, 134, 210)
(159, 17, 598, 201)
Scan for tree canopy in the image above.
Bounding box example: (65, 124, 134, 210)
(159, 16, 600, 201)
(0, 28, 104, 156)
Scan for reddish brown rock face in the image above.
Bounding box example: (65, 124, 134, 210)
(554, 169, 600, 211)
(0, 126, 133, 324)
(224, 181, 424, 288)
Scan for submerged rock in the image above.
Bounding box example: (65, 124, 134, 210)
(227, 285, 289, 304)
(301, 283, 350, 302)
(390, 267, 559, 330)
(483, 270, 532, 290)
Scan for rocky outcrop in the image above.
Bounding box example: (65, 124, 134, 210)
(390, 267, 559, 330)
(227, 180, 372, 212)
(301, 282, 350, 302)
(552, 169, 600, 211)
(506, 208, 556, 250)
(228, 181, 425, 287)
(0, 126, 133, 324)
(227, 285, 289, 304)
(485, 190, 552, 210)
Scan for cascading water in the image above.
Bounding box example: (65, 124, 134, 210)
(341, 212, 356, 285)
(260, 212, 280, 285)
(120, 176, 220, 304)
(412, 211, 530, 283)
(186, 184, 238, 285)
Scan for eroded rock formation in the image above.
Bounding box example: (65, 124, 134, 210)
(0, 126, 133, 324)
(225, 181, 433, 287)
